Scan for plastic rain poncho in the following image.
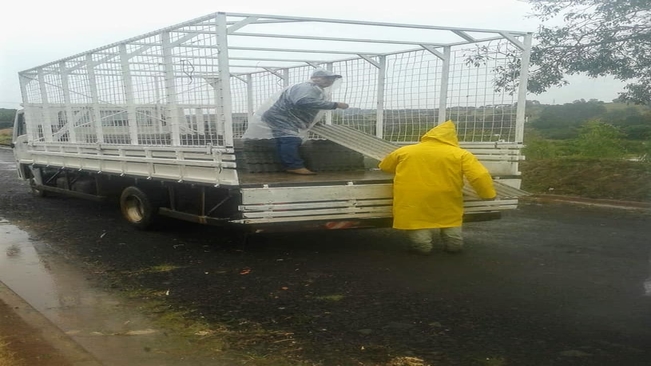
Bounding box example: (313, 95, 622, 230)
(242, 79, 341, 140)
(378, 121, 496, 230)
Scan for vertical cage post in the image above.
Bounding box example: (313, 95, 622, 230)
(154, 76, 164, 134)
(37, 69, 53, 142)
(216, 12, 235, 146)
(59, 61, 77, 143)
(120, 44, 139, 145)
(438, 46, 451, 124)
(325, 62, 334, 125)
(162, 31, 181, 146)
(85, 55, 104, 144)
(515, 33, 533, 144)
(213, 77, 224, 137)
(376, 55, 387, 138)
(282, 68, 290, 88)
(194, 108, 206, 134)
(246, 74, 254, 123)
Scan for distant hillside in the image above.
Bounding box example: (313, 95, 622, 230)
(0, 109, 16, 129)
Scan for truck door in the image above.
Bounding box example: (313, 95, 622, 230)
(12, 110, 28, 179)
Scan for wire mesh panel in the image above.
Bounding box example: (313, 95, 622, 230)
(19, 15, 230, 147)
(448, 40, 521, 143)
(231, 45, 523, 145)
(250, 72, 285, 111)
(331, 58, 379, 135)
(171, 28, 223, 146)
(21, 72, 44, 142)
(382, 50, 441, 142)
(18, 12, 529, 150)
(230, 76, 249, 138)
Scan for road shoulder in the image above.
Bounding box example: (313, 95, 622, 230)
(0, 281, 102, 366)
(523, 194, 651, 211)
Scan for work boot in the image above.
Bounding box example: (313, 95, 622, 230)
(441, 228, 464, 254)
(286, 168, 317, 175)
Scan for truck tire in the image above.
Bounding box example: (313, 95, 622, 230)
(119, 186, 159, 230)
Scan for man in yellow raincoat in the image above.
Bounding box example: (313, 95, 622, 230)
(379, 121, 496, 254)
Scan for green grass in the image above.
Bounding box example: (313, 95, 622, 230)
(521, 158, 651, 201)
(0, 129, 11, 146)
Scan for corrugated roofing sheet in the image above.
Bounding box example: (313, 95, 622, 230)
(311, 123, 530, 199)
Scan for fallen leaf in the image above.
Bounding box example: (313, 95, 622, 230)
(240, 268, 251, 275)
(124, 329, 158, 336)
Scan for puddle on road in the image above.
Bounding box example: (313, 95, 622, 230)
(0, 217, 216, 366)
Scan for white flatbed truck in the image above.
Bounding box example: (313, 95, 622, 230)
(12, 12, 531, 232)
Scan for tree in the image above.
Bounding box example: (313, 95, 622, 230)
(526, 0, 651, 105)
(575, 121, 626, 158)
(468, 1, 651, 105)
(530, 99, 607, 138)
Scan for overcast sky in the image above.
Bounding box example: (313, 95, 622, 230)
(0, 0, 626, 109)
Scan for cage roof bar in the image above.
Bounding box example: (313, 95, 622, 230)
(229, 46, 384, 56)
(230, 57, 333, 63)
(229, 32, 446, 46)
(227, 35, 512, 70)
(225, 12, 529, 36)
(226, 19, 306, 26)
(20, 11, 528, 73)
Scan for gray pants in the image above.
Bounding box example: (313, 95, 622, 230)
(406, 227, 464, 253)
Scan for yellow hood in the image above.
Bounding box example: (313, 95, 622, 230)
(420, 120, 459, 147)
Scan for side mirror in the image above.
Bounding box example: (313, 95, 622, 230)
(10, 143, 15, 148)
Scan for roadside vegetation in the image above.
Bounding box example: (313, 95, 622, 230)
(0, 109, 14, 146)
(0, 129, 11, 146)
(521, 100, 651, 202)
(0, 337, 23, 366)
(0, 109, 14, 129)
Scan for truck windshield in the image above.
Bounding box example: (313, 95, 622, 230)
(14, 112, 25, 137)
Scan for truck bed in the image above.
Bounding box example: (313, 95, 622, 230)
(237, 169, 393, 188)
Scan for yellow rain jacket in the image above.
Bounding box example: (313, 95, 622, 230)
(379, 121, 496, 229)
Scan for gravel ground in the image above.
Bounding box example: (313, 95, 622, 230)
(1, 148, 650, 366)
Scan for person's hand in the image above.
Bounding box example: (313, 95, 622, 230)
(483, 196, 497, 201)
(336, 102, 349, 109)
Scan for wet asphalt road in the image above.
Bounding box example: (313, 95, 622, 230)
(0, 147, 650, 366)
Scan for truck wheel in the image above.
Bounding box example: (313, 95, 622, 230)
(120, 186, 159, 230)
(29, 178, 47, 198)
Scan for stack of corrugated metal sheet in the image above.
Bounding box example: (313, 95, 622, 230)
(310, 123, 530, 199)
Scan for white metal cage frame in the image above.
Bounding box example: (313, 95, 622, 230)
(19, 12, 532, 149)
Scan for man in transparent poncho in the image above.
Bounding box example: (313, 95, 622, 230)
(243, 69, 349, 175)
